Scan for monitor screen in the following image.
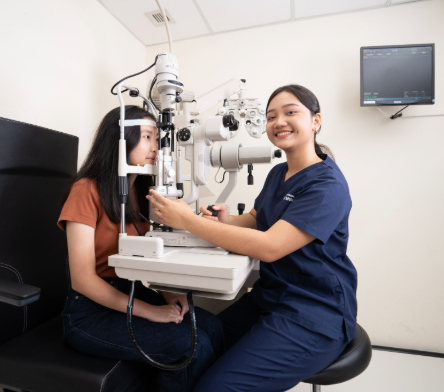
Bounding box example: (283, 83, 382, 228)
(361, 44, 434, 106)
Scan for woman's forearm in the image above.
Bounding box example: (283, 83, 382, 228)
(228, 213, 257, 229)
(184, 215, 314, 262)
(185, 214, 270, 260)
(73, 275, 154, 319)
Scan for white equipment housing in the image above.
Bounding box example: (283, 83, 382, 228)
(109, 22, 280, 297)
(109, 249, 257, 300)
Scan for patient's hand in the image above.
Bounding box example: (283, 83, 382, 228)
(145, 304, 184, 324)
(160, 291, 189, 316)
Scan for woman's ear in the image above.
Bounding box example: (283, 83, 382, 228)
(314, 113, 322, 130)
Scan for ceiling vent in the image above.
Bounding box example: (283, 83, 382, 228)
(145, 9, 176, 27)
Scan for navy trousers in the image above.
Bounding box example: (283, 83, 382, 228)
(194, 292, 348, 392)
(62, 278, 225, 392)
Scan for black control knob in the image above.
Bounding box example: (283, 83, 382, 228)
(222, 114, 239, 131)
(274, 149, 282, 158)
(247, 164, 253, 185)
(207, 205, 219, 217)
(178, 128, 191, 142)
(129, 88, 139, 97)
(238, 203, 245, 215)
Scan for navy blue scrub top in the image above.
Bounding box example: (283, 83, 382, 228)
(251, 154, 357, 342)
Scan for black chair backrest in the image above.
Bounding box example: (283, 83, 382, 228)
(0, 117, 78, 345)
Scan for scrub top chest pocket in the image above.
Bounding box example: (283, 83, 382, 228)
(253, 156, 358, 342)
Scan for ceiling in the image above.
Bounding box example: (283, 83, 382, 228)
(97, 0, 429, 47)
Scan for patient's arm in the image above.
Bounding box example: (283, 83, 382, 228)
(66, 221, 184, 323)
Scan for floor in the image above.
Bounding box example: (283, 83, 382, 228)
(1, 349, 442, 391)
(287, 349, 444, 391)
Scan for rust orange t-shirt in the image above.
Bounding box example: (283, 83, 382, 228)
(57, 178, 151, 278)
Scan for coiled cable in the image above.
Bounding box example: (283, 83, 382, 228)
(127, 282, 197, 370)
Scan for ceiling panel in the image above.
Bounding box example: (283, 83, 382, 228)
(195, 0, 291, 33)
(293, 0, 387, 19)
(98, 0, 430, 46)
(390, 0, 425, 4)
(99, 0, 209, 45)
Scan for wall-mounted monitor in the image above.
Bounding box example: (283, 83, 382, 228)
(360, 44, 434, 106)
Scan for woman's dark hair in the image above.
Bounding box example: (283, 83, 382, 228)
(62, 105, 156, 224)
(266, 85, 335, 161)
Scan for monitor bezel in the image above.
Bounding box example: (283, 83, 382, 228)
(360, 43, 435, 107)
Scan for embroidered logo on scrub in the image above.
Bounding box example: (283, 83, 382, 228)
(283, 194, 294, 202)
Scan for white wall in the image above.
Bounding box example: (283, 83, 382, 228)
(147, 0, 444, 353)
(0, 0, 147, 165)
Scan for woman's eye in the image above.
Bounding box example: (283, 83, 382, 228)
(267, 117, 275, 121)
(287, 111, 297, 115)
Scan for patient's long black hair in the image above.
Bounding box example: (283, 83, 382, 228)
(266, 85, 335, 161)
(62, 105, 156, 224)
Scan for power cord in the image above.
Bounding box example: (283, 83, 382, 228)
(376, 107, 390, 118)
(377, 105, 409, 120)
(110, 55, 159, 96)
(389, 105, 409, 120)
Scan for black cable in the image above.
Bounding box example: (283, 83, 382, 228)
(127, 282, 198, 370)
(138, 212, 165, 231)
(138, 212, 150, 224)
(138, 212, 158, 230)
(132, 222, 142, 236)
(111, 55, 159, 96)
(390, 105, 409, 120)
(157, 114, 162, 151)
(215, 170, 227, 184)
(149, 76, 160, 113)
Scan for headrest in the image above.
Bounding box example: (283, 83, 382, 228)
(119, 119, 156, 127)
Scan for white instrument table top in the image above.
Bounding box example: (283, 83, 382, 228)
(109, 248, 257, 300)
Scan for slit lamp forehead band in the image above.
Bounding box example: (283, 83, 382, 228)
(119, 119, 157, 127)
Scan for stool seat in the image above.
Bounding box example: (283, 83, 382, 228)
(304, 324, 372, 386)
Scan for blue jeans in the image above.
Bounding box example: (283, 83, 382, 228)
(61, 278, 225, 392)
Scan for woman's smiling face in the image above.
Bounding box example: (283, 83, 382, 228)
(128, 118, 158, 166)
(266, 91, 321, 153)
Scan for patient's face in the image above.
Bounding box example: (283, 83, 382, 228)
(265, 92, 319, 153)
(129, 118, 158, 166)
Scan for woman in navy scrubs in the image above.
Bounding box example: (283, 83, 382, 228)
(148, 85, 358, 392)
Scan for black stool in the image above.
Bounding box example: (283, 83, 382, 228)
(303, 324, 372, 391)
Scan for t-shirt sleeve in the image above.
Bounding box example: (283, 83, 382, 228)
(57, 179, 99, 231)
(281, 175, 350, 245)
